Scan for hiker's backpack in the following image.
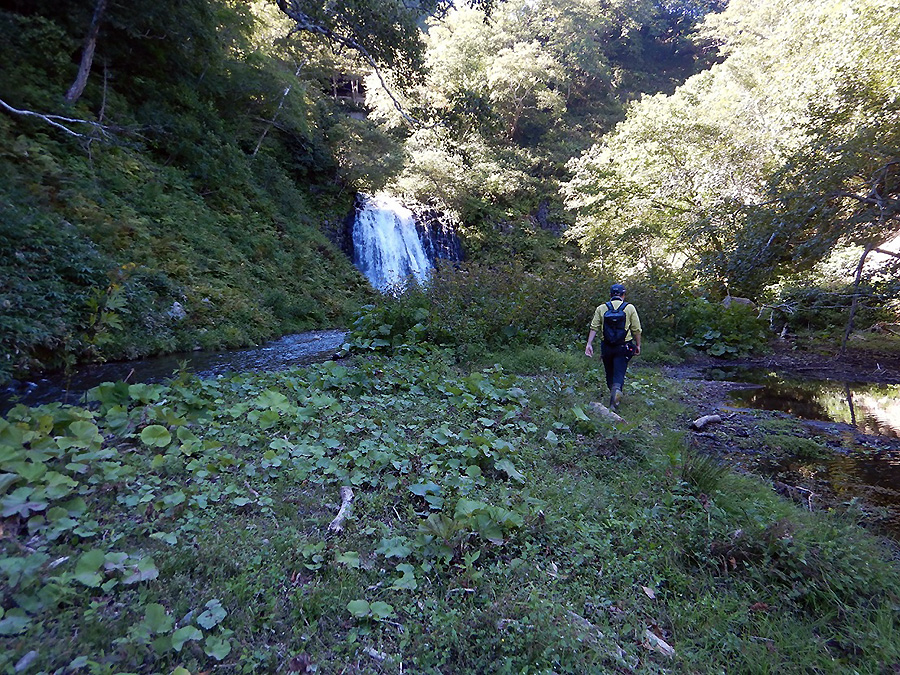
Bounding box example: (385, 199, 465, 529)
(602, 301, 629, 346)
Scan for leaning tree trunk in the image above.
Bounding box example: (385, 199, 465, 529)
(252, 63, 305, 158)
(840, 243, 875, 355)
(65, 0, 108, 104)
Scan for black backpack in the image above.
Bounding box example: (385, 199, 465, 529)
(602, 301, 629, 346)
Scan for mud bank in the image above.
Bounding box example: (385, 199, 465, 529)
(668, 347, 900, 540)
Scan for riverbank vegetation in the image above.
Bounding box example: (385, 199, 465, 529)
(0, 1, 376, 385)
(0, 0, 742, 386)
(3, 0, 897, 385)
(3, 341, 900, 673)
(3, 0, 900, 671)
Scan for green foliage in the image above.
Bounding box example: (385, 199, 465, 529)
(369, 0, 721, 246)
(346, 259, 608, 357)
(564, 0, 900, 302)
(675, 298, 768, 356)
(0, 202, 109, 382)
(772, 280, 892, 334)
(674, 443, 729, 496)
(487, 345, 592, 375)
(345, 260, 711, 365)
(0, 3, 374, 384)
(1, 345, 899, 672)
(762, 433, 829, 460)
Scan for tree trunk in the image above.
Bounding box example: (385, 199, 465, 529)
(65, 0, 108, 104)
(252, 63, 305, 158)
(840, 243, 875, 355)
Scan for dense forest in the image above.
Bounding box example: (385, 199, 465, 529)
(1, 0, 898, 383)
(2, 0, 900, 673)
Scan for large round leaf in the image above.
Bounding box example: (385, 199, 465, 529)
(140, 425, 172, 448)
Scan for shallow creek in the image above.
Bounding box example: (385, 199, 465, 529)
(707, 367, 900, 437)
(0, 330, 347, 414)
(703, 367, 900, 536)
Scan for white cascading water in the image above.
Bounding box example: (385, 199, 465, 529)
(352, 194, 433, 291)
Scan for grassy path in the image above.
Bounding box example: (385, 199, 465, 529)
(1, 348, 899, 673)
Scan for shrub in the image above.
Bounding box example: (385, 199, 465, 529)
(674, 298, 768, 356)
(346, 261, 710, 361)
(773, 283, 893, 334)
(346, 260, 606, 355)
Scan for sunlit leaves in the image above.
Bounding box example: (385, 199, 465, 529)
(140, 425, 172, 448)
(171, 625, 203, 651)
(564, 0, 900, 293)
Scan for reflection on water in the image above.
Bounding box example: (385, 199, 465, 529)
(705, 367, 900, 536)
(756, 451, 900, 536)
(707, 368, 900, 438)
(1, 330, 347, 414)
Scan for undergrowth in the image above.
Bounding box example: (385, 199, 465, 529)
(1, 348, 899, 674)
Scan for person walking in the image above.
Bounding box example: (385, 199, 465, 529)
(584, 283, 642, 412)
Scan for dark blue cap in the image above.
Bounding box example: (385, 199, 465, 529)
(610, 283, 626, 297)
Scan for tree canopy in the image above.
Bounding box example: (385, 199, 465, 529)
(359, 0, 721, 232)
(563, 0, 900, 296)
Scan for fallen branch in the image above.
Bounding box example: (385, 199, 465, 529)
(690, 414, 722, 430)
(327, 486, 354, 533)
(0, 96, 111, 139)
(871, 322, 900, 337)
(643, 628, 676, 658)
(364, 647, 390, 663)
(874, 247, 900, 260)
(773, 481, 816, 511)
(588, 402, 624, 422)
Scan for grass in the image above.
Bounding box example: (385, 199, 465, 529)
(1, 347, 899, 673)
(762, 433, 831, 459)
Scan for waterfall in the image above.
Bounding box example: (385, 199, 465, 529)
(352, 194, 434, 291)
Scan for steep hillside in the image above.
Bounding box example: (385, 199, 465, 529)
(0, 0, 374, 384)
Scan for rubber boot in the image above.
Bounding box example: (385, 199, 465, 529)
(609, 386, 622, 412)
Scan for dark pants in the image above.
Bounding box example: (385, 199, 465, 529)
(600, 341, 634, 392)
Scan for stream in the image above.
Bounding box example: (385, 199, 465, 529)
(707, 367, 900, 437)
(703, 367, 900, 536)
(0, 330, 347, 414)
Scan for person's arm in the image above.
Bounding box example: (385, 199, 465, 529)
(586, 306, 603, 357)
(628, 304, 642, 355)
(585, 329, 597, 357)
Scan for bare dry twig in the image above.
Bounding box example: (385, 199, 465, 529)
(0, 96, 112, 139)
(327, 486, 354, 533)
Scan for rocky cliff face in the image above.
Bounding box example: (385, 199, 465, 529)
(409, 203, 464, 263)
(336, 195, 464, 270)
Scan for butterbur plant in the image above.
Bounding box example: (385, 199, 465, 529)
(675, 298, 768, 356)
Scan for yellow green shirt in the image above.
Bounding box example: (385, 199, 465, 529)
(590, 299, 642, 342)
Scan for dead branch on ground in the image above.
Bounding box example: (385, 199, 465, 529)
(327, 486, 354, 533)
